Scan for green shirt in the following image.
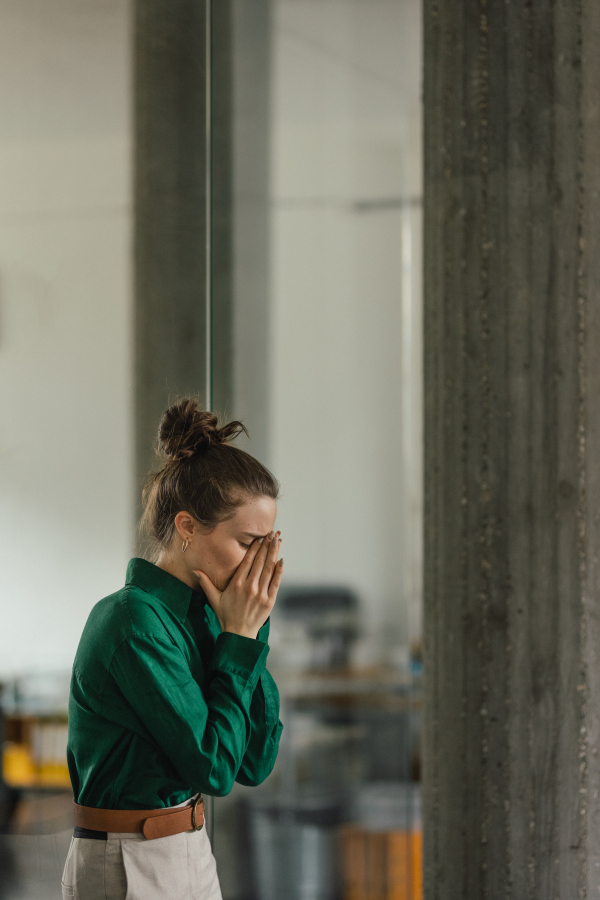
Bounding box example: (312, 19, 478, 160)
(67, 558, 283, 810)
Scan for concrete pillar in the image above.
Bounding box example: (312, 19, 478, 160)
(134, 0, 271, 494)
(229, 0, 271, 467)
(211, 0, 271, 467)
(134, 0, 209, 487)
(423, 1, 600, 896)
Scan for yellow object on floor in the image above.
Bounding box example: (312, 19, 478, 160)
(3, 742, 71, 789)
(3, 742, 36, 786)
(38, 762, 72, 787)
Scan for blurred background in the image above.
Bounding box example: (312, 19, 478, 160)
(0, 1, 422, 898)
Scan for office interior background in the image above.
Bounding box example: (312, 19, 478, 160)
(0, 1, 423, 899)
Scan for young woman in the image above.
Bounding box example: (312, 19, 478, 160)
(62, 398, 284, 900)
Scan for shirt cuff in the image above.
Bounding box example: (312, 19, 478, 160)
(210, 632, 269, 690)
(257, 617, 270, 643)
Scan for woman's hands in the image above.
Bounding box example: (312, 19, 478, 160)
(194, 532, 284, 639)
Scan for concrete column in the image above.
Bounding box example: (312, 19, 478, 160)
(423, 1, 600, 897)
(211, 0, 271, 466)
(134, 0, 208, 487)
(134, 0, 271, 494)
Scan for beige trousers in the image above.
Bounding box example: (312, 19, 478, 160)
(61, 825, 222, 900)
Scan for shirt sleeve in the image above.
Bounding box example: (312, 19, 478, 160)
(235, 617, 284, 787)
(109, 629, 269, 797)
(235, 670, 283, 786)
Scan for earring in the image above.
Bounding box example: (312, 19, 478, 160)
(182, 541, 188, 553)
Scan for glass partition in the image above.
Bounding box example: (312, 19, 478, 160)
(213, 2, 423, 898)
(0, 2, 422, 898)
(0, 1, 131, 897)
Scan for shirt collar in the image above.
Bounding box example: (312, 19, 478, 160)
(125, 558, 205, 623)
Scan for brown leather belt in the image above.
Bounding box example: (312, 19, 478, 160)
(73, 795, 204, 841)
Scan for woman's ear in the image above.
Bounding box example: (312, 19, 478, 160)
(173, 511, 195, 542)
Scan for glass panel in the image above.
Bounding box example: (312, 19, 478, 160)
(0, 2, 131, 896)
(0, 3, 422, 898)
(213, 1, 423, 898)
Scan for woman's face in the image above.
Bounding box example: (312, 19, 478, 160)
(188, 495, 278, 592)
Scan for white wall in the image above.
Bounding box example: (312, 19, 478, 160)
(267, 0, 422, 651)
(0, 0, 132, 677)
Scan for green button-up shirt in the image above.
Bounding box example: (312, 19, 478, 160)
(67, 558, 283, 810)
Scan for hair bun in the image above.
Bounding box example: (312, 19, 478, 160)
(158, 398, 248, 461)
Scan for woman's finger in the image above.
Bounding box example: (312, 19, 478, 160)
(249, 531, 277, 583)
(234, 536, 265, 582)
(267, 558, 284, 602)
(258, 535, 281, 593)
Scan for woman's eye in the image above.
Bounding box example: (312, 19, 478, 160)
(239, 542, 252, 550)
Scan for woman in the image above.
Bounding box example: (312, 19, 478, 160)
(62, 398, 284, 900)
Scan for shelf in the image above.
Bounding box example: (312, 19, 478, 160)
(278, 666, 423, 708)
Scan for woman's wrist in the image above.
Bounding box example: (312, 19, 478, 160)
(223, 627, 258, 640)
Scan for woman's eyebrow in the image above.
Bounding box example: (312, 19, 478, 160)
(240, 531, 267, 539)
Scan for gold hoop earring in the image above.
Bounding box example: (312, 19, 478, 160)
(182, 541, 188, 553)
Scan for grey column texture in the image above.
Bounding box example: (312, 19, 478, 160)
(210, 0, 271, 467)
(134, 0, 208, 491)
(423, 1, 600, 898)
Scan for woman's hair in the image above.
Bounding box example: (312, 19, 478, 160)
(140, 397, 279, 552)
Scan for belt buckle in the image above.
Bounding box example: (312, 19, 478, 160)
(191, 795, 204, 831)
